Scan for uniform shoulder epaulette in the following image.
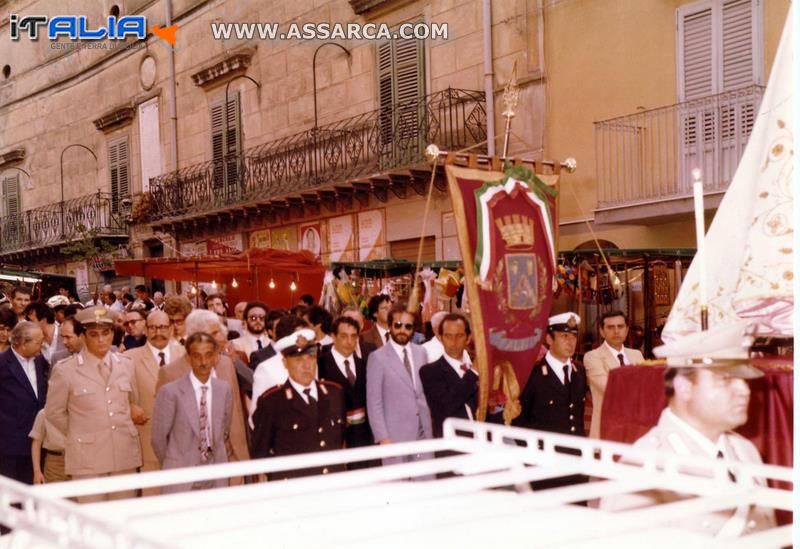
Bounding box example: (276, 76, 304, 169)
(319, 379, 342, 391)
(258, 385, 283, 402)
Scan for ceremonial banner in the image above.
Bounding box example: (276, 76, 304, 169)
(447, 164, 559, 421)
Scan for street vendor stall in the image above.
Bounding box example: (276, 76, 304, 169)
(114, 248, 326, 308)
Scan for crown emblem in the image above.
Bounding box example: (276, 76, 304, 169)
(495, 215, 535, 250)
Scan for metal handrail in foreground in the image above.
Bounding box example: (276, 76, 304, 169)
(0, 419, 792, 548)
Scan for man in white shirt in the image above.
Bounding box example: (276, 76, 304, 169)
(600, 321, 776, 537)
(420, 313, 479, 438)
(151, 332, 232, 493)
(583, 310, 645, 438)
(232, 301, 271, 361)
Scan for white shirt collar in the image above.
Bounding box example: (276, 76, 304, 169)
(442, 352, 475, 377)
(11, 347, 34, 368)
(388, 338, 410, 361)
(189, 371, 211, 390)
(376, 324, 389, 341)
(147, 342, 170, 365)
(545, 351, 572, 384)
(330, 347, 353, 367)
(602, 340, 626, 362)
(288, 378, 318, 403)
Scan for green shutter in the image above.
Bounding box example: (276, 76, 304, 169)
(210, 92, 241, 193)
(2, 174, 20, 217)
(109, 137, 130, 214)
(376, 32, 425, 166)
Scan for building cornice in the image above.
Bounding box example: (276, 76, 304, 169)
(190, 48, 255, 88)
(93, 106, 137, 132)
(0, 148, 25, 168)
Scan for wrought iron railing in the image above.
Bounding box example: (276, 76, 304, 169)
(147, 88, 487, 220)
(0, 191, 128, 255)
(594, 85, 764, 209)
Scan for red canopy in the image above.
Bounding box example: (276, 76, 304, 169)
(114, 248, 326, 307)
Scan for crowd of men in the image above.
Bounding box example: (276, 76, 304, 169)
(0, 282, 776, 537)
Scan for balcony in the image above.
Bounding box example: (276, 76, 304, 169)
(0, 191, 128, 261)
(594, 85, 764, 224)
(146, 88, 487, 225)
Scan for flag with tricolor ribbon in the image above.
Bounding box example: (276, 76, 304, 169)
(446, 163, 559, 422)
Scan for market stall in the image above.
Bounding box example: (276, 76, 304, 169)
(114, 248, 326, 308)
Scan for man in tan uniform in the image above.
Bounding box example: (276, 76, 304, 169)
(125, 309, 185, 494)
(44, 306, 142, 502)
(599, 322, 776, 538)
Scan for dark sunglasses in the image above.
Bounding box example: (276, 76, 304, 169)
(248, 314, 266, 321)
(393, 322, 414, 331)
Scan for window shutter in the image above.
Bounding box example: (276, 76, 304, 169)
(678, 6, 714, 101)
(377, 41, 394, 145)
(210, 93, 241, 188)
(2, 174, 20, 217)
(109, 138, 130, 214)
(721, 0, 754, 91)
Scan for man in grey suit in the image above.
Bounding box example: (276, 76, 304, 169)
(366, 303, 432, 466)
(151, 332, 232, 494)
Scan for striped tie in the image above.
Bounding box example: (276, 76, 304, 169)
(199, 386, 211, 463)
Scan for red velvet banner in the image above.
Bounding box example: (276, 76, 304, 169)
(447, 165, 559, 421)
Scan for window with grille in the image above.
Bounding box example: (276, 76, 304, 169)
(210, 93, 242, 192)
(1, 174, 20, 242)
(109, 137, 130, 215)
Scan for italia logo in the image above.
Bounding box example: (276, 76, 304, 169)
(9, 14, 178, 44)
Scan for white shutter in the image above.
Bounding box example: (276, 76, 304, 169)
(721, 0, 754, 91)
(678, 4, 714, 101)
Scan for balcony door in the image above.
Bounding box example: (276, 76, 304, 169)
(1, 174, 20, 246)
(677, 0, 763, 193)
(377, 34, 426, 168)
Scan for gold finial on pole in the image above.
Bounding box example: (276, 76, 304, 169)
(501, 60, 520, 158)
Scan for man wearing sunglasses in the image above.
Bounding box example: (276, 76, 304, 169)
(232, 301, 272, 362)
(366, 303, 433, 467)
(121, 310, 147, 351)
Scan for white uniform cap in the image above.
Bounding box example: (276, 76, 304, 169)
(547, 312, 580, 334)
(275, 328, 317, 357)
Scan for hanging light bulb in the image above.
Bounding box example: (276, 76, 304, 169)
(231, 277, 239, 289)
(211, 280, 217, 289)
(190, 285, 197, 295)
(290, 280, 297, 291)
(268, 278, 276, 289)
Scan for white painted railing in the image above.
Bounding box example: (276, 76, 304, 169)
(595, 85, 765, 209)
(0, 419, 791, 548)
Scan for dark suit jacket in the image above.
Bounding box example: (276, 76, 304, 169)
(317, 350, 373, 448)
(360, 325, 385, 350)
(513, 356, 587, 436)
(251, 379, 346, 480)
(0, 349, 48, 457)
(248, 343, 277, 372)
(419, 357, 478, 439)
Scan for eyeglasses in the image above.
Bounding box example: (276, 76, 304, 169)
(392, 322, 414, 331)
(123, 319, 144, 326)
(147, 325, 171, 331)
(248, 315, 266, 321)
(169, 317, 186, 324)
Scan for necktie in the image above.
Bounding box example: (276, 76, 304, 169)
(199, 386, 211, 463)
(617, 353, 626, 367)
(303, 388, 317, 406)
(402, 348, 413, 379)
(257, 339, 263, 350)
(99, 359, 111, 383)
(384, 331, 390, 343)
(158, 351, 166, 367)
(344, 359, 356, 385)
(716, 450, 737, 481)
(460, 364, 469, 374)
(562, 364, 570, 384)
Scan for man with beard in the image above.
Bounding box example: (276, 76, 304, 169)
(366, 303, 432, 466)
(232, 301, 271, 361)
(600, 322, 775, 537)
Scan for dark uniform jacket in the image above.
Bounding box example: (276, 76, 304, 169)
(251, 379, 346, 480)
(317, 350, 374, 449)
(514, 355, 587, 436)
(419, 356, 478, 439)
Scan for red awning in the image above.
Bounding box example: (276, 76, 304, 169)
(114, 248, 326, 282)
